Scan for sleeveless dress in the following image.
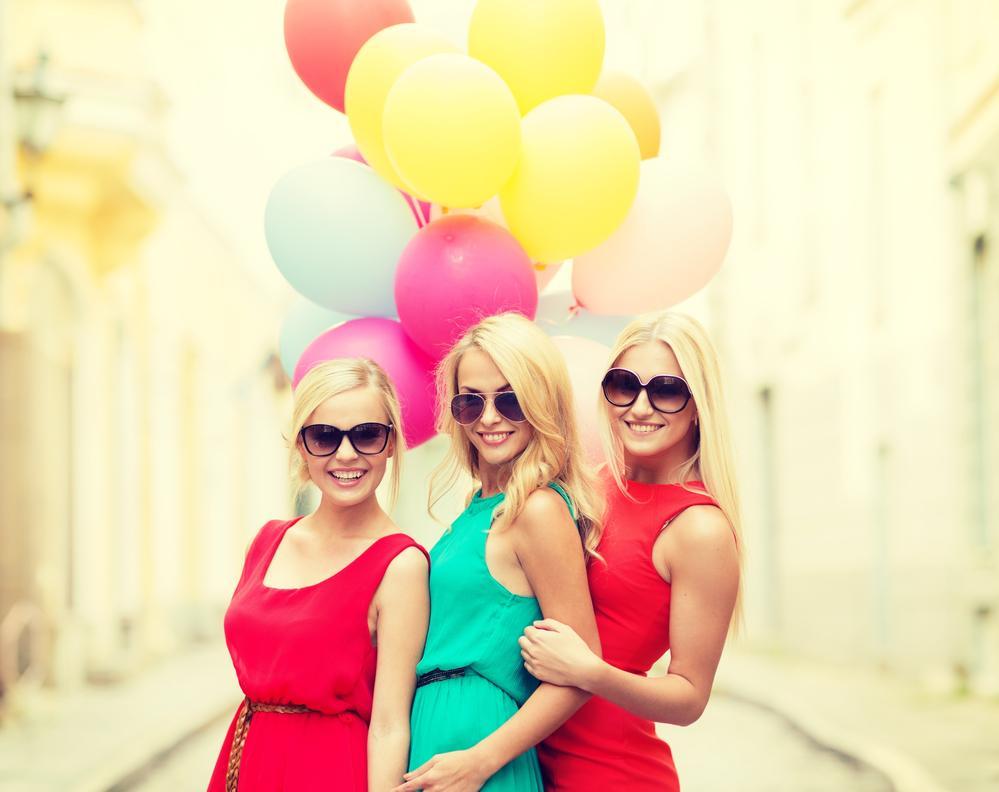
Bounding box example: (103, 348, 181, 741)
(207, 517, 428, 792)
(408, 484, 576, 791)
(539, 480, 719, 792)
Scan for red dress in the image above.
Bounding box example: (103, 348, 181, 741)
(539, 480, 718, 792)
(207, 517, 428, 792)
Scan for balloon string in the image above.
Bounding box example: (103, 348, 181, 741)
(406, 194, 427, 228)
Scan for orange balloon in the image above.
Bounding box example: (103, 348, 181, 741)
(593, 72, 661, 160)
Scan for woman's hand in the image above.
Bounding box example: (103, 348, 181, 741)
(391, 748, 492, 792)
(519, 619, 603, 690)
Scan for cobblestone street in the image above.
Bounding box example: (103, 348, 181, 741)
(123, 693, 892, 792)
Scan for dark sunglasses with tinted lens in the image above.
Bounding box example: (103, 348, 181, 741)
(299, 422, 393, 456)
(450, 391, 527, 425)
(601, 368, 693, 414)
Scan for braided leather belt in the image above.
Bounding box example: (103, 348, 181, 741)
(225, 696, 325, 792)
(416, 666, 470, 688)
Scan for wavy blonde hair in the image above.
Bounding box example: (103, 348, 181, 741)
(598, 311, 744, 626)
(289, 358, 405, 509)
(429, 313, 603, 559)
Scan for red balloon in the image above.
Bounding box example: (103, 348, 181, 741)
(284, 0, 415, 112)
(395, 215, 538, 360)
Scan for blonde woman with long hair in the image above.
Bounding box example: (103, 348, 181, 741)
(519, 311, 742, 792)
(208, 359, 430, 792)
(394, 313, 602, 792)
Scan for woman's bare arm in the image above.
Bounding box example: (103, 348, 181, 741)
(521, 505, 738, 726)
(368, 546, 430, 792)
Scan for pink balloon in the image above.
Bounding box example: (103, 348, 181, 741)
(395, 215, 539, 358)
(333, 144, 430, 227)
(293, 317, 437, 448)
(332, 143, 368, 165)
(284, 0, 414, 112)
(572, 159, 733, 314)
(428, 202, 562, 291)
(551, 335, 610, 464)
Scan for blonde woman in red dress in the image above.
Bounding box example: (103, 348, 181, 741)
(207, 358, 430, 792)
(520, 312, 743, 792)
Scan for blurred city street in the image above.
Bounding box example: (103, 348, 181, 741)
(4, 642, 998, 791)
(123, 691, 892, 792)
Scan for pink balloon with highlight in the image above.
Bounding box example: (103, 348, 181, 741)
(429, 200, 562, 292)
(293, 317, 437, 448)
(395, 215, 539, 359)
(551, 334, 610, 464)
(333, 143, 431, 226)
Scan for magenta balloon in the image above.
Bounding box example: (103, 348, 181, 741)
(333, 143, 430, 227)
(395, 215, 538, 359)
(292, 317, 437, 447)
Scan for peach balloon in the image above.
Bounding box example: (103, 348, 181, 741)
(551, 334, 610, 464)
(572, 159, 733, 315)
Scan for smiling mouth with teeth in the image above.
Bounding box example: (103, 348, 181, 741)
(330, 470, 366, 480)
(480, 432, 512, 444)
(626, 422, 665, 434)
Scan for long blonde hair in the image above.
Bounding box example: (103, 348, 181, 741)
(289, 358, 405, 509)
(429, 313, 604, 559)
(599, 311, 744, 625)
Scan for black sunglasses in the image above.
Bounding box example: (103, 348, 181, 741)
(601, 368, 693, 414)
(450, 391, 527, 425)
(299, 422, 393, 456)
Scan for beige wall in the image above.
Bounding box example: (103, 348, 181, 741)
(612, 0, 999, 692)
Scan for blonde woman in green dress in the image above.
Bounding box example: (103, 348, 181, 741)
(393, 313, 603, 792)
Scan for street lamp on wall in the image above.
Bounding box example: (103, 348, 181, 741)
(13, 51, 66, 157)
(0, 50, 66, 256)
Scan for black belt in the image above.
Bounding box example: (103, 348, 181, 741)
(416, 667, 470, 688)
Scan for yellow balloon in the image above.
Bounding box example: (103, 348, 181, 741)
(468, 0, 605, 114)
(383, 54, 521, 209)
(593, 72, 661, 160)
(499, 95, 640, 263)
(345, 24, 457, 189)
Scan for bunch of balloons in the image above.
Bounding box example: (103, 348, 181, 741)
(271, 0, 733, 449)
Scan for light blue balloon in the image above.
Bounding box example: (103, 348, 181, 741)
(265, 158, 417, 317)
(278, 296, 354, 379)
(536, 290, 634, 347)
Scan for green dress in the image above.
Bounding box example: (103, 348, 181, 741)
(409, 484, 575, 790)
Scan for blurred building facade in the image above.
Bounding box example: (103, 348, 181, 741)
(0, 0, 291, 713)
(616, 0, 999, 694)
